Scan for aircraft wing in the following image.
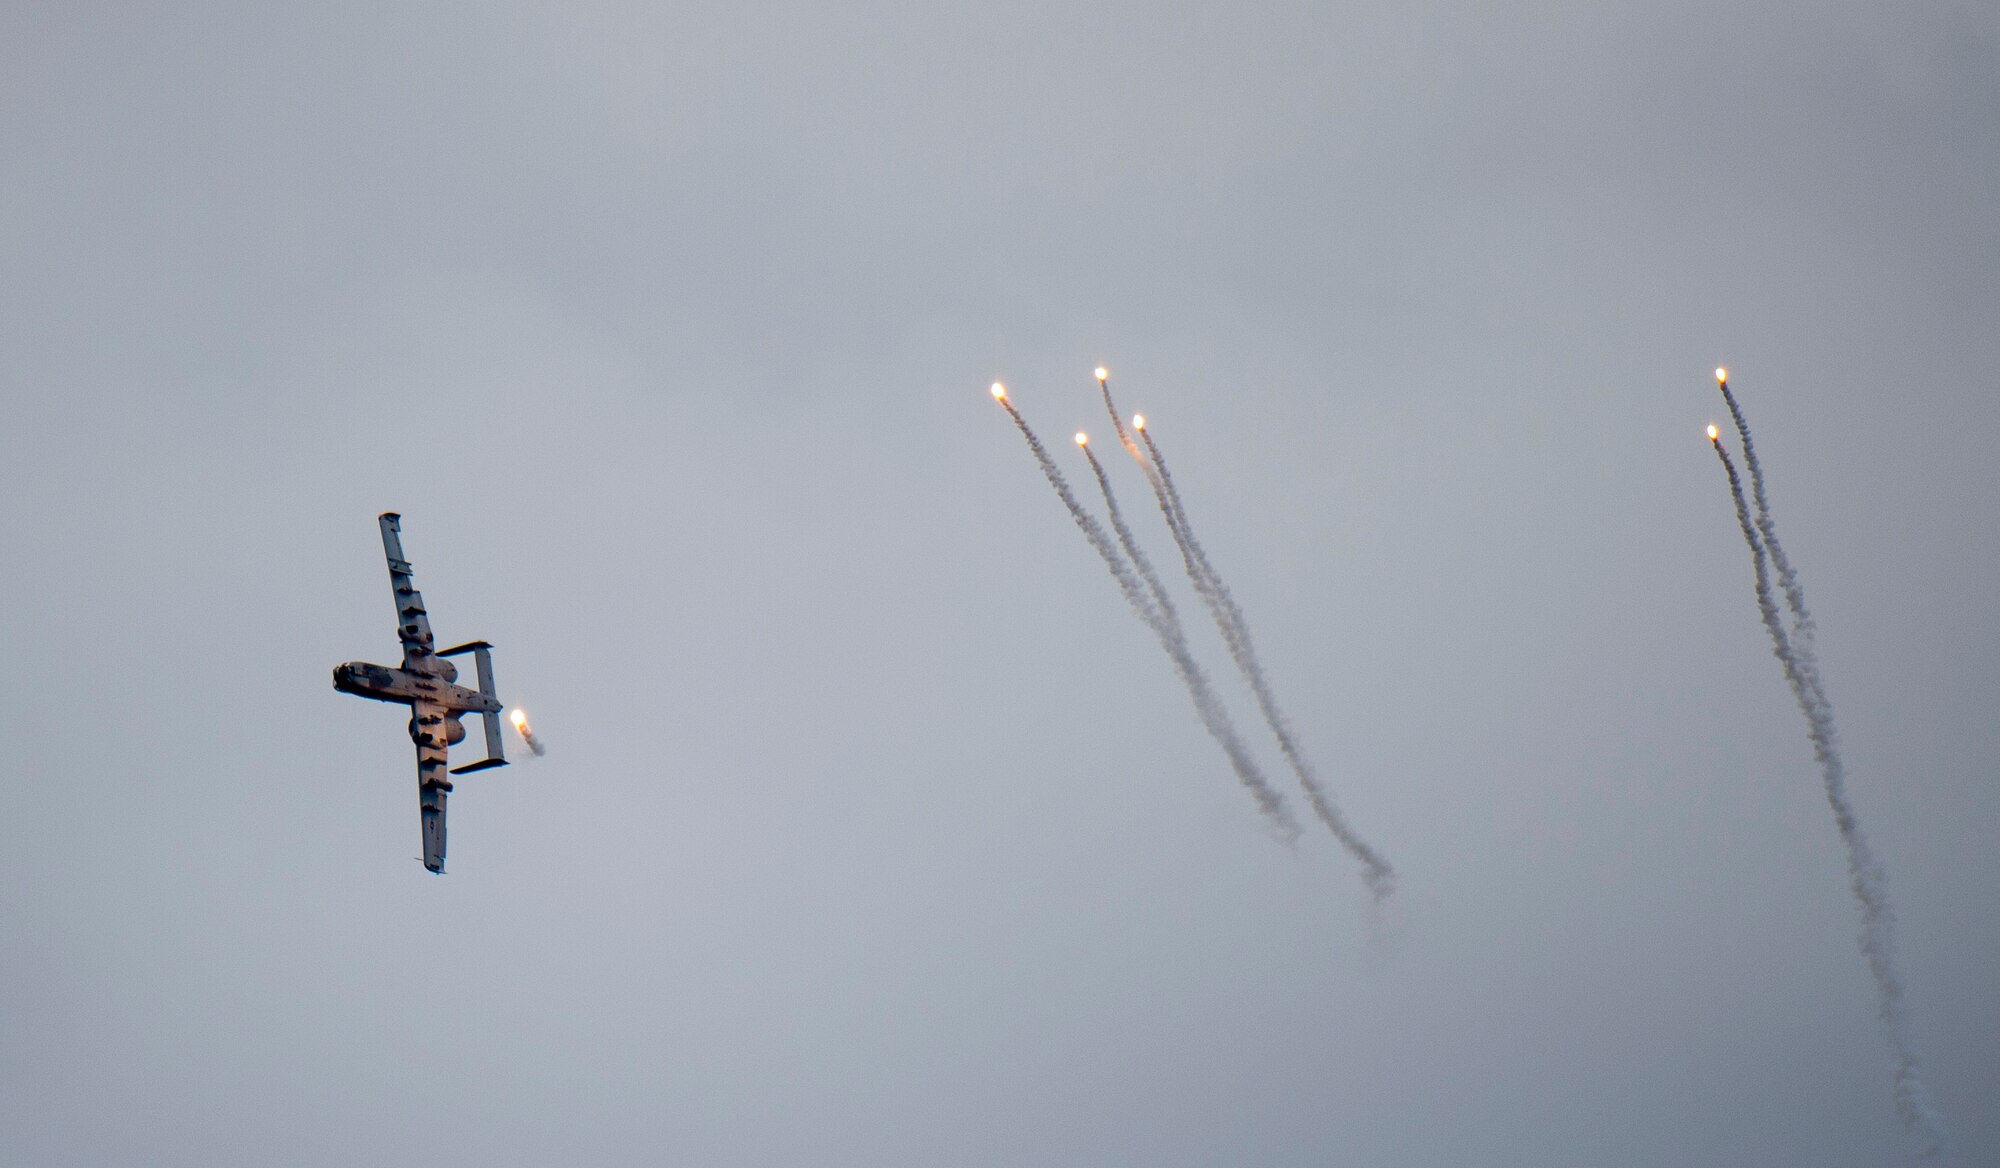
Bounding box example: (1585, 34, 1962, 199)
(377, 513, 437, 667)
(411, 698, 454, 872)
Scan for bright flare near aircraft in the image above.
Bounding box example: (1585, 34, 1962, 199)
(509, 708, 546, 757)
(1708, 424, 1720, 441)
(1075, 432, 1089, 446)
(1095, 367, 1108, 382)
(1716, 367, 1728, 383)
(1132, 415, 1145, 431)
(991, 382, 1007, 400)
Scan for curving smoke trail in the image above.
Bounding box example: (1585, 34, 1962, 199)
(1081, 437, 1178, 634)
(1709, 416, 1946, 1160)
(1719, 372, 1820, 685)
(1096, 375, 1395, 900)
(994, 386, 1298, 839)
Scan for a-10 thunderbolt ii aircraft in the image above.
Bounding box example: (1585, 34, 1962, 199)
(333, 513, 507, 873)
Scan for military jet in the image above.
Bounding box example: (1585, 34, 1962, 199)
(333, 513, 507, 872)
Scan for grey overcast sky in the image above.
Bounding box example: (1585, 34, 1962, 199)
(3, 3, 1997, 1165)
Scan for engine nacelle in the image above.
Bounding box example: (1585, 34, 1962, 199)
(405, 713, 466, 749)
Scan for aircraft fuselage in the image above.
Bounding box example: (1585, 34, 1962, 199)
(333, 660, 498, 714)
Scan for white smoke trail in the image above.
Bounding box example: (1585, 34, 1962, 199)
(1710, 426, 1947, 1160)
(994, 388, 1299, 839)
(1096, 378, 1395, 900)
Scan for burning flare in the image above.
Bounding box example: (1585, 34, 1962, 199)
(989, 372, 1299, 840)
(1132, 414, 1146, 431)
(1715, 367, 1728, 384)
(1094, 366, 1109, 382)
(1075, 432, 1089, 446)
(1708, 424, 1720, 442)
(509, 708, 546, 757)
